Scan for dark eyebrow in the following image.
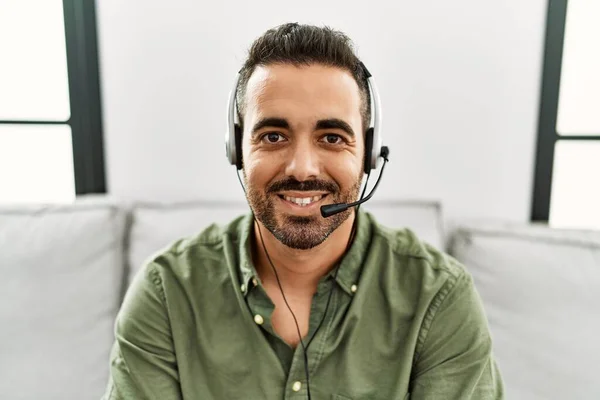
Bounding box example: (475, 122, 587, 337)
(315, 118, 355, 138)
(251, 117, 290, 137)
(250, 117, 356, 138)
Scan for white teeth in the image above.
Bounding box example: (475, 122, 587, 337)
(283, 195, 324, 206)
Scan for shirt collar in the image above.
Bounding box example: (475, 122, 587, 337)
(236, 210, 373, 297)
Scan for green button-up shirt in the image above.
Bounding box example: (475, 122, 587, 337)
(103, 211, 503, 399)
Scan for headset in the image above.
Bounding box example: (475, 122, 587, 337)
(225, 61, 389, 399)
(226, 62, 386, 176)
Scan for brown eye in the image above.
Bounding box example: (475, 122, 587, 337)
(324, 134, 342, 144)
(263, 133, 284, 143)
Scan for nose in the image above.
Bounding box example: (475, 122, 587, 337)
(284, 141, 320, 182)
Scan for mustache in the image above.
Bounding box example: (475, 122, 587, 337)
(267, 178, 339, 194)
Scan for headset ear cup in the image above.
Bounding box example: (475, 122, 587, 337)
(364, 127, 374, 174)
(234, 124, 243, 170)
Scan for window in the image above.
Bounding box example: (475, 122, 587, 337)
(0, 0, 105, 204)
(532, 0, 600, 229)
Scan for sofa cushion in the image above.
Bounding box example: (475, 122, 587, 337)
(0, 201, 126, 400)
(128, 200, 444, 283)
(449, 222, 600, 400)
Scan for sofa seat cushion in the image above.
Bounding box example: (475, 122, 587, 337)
(0, 201, 126, 400)
(449, 222, 600, 400)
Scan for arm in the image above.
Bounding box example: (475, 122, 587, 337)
(410, 270, 504, 399)
(102, 262, 183, 400)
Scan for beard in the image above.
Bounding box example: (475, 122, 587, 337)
(245, 174, 362, 250)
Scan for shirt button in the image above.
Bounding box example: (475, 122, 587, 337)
(292, 381, 302, 392)
(254, 314, 264, 325)
(252, 277, 258, 286)
(351, 284, 358, 293)
(240, 284, 246, 293)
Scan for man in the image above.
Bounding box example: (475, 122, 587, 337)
(103, 23, 504, 399)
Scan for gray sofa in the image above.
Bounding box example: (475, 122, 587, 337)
(1, 197, 599, 400)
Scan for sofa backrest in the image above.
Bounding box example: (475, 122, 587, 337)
(449, 222, 600, 400)
(0, 201, 126, 400)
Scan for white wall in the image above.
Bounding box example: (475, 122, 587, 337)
(96, 0, 547, 225)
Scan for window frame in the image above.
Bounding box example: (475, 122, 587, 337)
(531, 0, 600, 222)
(0, 0, 106, 196)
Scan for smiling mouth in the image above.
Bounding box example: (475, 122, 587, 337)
(276, 194, 328, 207)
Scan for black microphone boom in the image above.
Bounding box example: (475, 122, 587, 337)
(320, 146, 389, 218)
(320, 203, 350, 217)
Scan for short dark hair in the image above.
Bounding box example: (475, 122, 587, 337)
(236, 22, 371, 133)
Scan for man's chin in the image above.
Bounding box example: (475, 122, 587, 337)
(268, 217, 328, 249)
(273, 230, 328, 250)
(282, 214, 318, 225)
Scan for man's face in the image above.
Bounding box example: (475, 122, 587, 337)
(242, 63, 365, 250)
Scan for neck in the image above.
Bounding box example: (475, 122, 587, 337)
(252, 213, 356, 294)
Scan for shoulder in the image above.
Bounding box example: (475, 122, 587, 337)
(368, 213, 466, 283)
(136, 213, 249, 283)
(365, 214, 483, 350)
